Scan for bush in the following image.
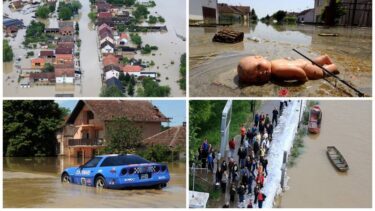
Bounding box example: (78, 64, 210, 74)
(3, 40, 13, 62)
(158, 16, 165, 23)
(138, 144, 174, 162)
(35, 5, 51, 19)
(88, 12, 97, 22)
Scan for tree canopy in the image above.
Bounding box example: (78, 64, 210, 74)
(139, 77, 170, 97)
(3, 101, 65, 157)
(104, 117, 142, 154)
(100, 85, 124, 97)
(3, 40, 13, 62)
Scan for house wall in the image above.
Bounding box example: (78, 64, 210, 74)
(298, 10, 315, 23)
(189, 0, 218, 23)
(135, 122, 162, 139)
(101, 46, 114, 53)
(125, 72, 141, 77)
(56, 76, 74, 84)
(105, 70, 120, 80)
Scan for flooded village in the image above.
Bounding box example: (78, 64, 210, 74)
(188, 100, 372, 208)
(3, 100, 187, 207)
(189, 0, 372, 97)
(3, 0, 186, 97)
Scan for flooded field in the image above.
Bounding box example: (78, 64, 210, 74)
(280, 101, 372, 208)
(4, 0, 186, 97)
(189, 23, 372, 97)
(3, 157, 186, 208)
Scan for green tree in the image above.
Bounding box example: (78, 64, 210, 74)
(251, 9, 258, 21)
(139, 77, 170, 97)
(59, 6, 73, 20)
(158, 16, 165, 23)
(88, 12, 97, 22)
(3, 40, 13, 62)
(130, 33, 142, 47)
(105, 117, 142, 154)
(100, 86, 124, 97)
(124, 0, 136, 7)
(43, 63, 54, 72)
(322, 0, 346, 26)
(133, 4, 149, 20)
(272, 10, 287, 23)
(71, 0, 82, 12)
(179, 53, 186, 91)
(35, 5, 51, 19)
(127, 83, 134, 96)
(3, 101, 64, 157)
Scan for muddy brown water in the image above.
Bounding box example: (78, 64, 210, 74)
(189, 23, 372, 97)
(280, 101, 372, 208)
(3, 157, 186, 208)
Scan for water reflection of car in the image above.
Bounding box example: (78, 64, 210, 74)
(61, 154, 170, 189)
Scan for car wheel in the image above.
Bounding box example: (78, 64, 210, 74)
(61, 173, 70, 183)
(95, 176, 106, 189)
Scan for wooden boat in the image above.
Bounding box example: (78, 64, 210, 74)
(308, 105, 322, 134)
(212, 28, 244, 43)
(327, 146, 349, 172)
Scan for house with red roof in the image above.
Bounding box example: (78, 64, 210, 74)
(102, 54, 119, 66)
(97, 12, 113, 26)
(31, 58, 46, 68)
(123, 65, 143, 77)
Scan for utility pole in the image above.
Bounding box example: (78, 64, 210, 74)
(298, 100, 303, 129)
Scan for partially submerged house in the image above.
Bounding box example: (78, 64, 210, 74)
(103, 64, 121, 80)
(103, 54, 119, 66)
(56, 100, 170, 158)
(31, 58, 46, 68)
(297, 9, 315, 23)
(189, 0, 219, 24)
(123, 65, 142, 77)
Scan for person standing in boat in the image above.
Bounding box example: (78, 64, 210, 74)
(272, 107, 279, 126)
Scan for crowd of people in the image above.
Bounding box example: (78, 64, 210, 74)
(196, 101, 289, 208)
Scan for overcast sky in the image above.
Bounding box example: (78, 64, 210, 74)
(56, 100, 186, 127)
(218, 0, 314, 18)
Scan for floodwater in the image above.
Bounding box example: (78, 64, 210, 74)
(189, 23, 372, 97)
(280, 101, 372, 208)
(3, 0, 186, 97)
(3, 157, 186, 208)
(139, 0, 186, 97)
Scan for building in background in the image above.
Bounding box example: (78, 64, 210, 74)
(189, 0, 218, 24)
(218, 3, 250, 23)
(297, 8, 315, 23)
(56, 100, 170, 158)
(314, 0, 372, 26)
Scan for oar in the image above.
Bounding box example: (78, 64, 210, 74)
(293, 49, 365, 97)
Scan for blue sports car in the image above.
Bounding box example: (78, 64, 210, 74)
(61, 154, 170, 189)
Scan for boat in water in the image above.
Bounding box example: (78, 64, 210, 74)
(327, 146, 349, 172)
(308, 105, 322, 133)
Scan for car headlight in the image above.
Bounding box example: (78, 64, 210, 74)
(121, 168, 127, 175)
(128, 168, 135, 174)
(161, 165, 167, 172)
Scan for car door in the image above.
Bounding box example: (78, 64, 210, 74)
(74, 157, 102, 186)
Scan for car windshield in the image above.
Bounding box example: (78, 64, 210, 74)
(100, 155, 150, 167)
(83, 157, 102, 168)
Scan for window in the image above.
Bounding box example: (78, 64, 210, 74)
(83, 157, 102, 168)
(100, 155, 150, 167)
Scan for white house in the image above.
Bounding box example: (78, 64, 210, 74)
(103, 64, 121, 80)
(55, 68, 74, 84)
(100, 41, 115, 54)
(100, 36, 115, 45)
(297, 9, 315, 23)
(122, 65, 142, 77)
(189, 0, 218, 24)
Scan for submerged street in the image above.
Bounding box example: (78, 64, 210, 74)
(190, 23, 372, 97)
(4, 157, 186, 208)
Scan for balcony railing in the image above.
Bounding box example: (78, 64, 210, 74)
(68, 138, 104, 146)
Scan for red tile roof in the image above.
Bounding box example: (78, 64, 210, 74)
(123, 65, 142, 72)
(39, 50, 54, 57)
(103, 54, 119, 66)
(120, 32, 128, 40)
(66, 100, 170, 123)
(56, 54, 73, 60)
(142, 126, 186, 148)
(55, 67, 75, 77)
(29, 72, 55, 80)
(31, 58, 46, 64)
(98, 12, 112, 18)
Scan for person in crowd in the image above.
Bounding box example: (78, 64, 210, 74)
(260, 112, 265, 123)
(266, 123, 274, 141)
(253, 185, 260, 204)
(272, 107, 279, 126)
(251, 158, 257, 178)
(260, 146, 266, 161)
(253, 136, 260, 158)
(265, 114, 270, 125)
(261, 158, 268, 177)
(247, 201, 253, 208)
(257, 190, 267, 208)
(229, 137, 236, 158)
(201, 139, 209, 168)
(256, 171, 265, 188)
(254, 113, 259, 127)
(221, 170, 228, 193)
(232, 163, 239, 184)
(237, 146, 247, 168)
(228, 157, 235, 180)
(216, 167, 222, 185)
(207, 151, 213, 172)
(237, 184, 246, 205)
(259, 121, 265, 135)
(248, 171, 254, 194)
(221, 160, 228, 172)
(279, 101, 284, 115)
(230, 183, 236, 203)
(240, 124, 246, 145)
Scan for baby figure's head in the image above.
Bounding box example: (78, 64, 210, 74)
(237, 56, 271, 84)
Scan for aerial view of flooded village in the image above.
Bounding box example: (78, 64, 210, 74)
(189, 0, 372, 97)
(189, 100, 371, 208)
(3, 0, 186, 97)
(3, 100, 186, 207)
